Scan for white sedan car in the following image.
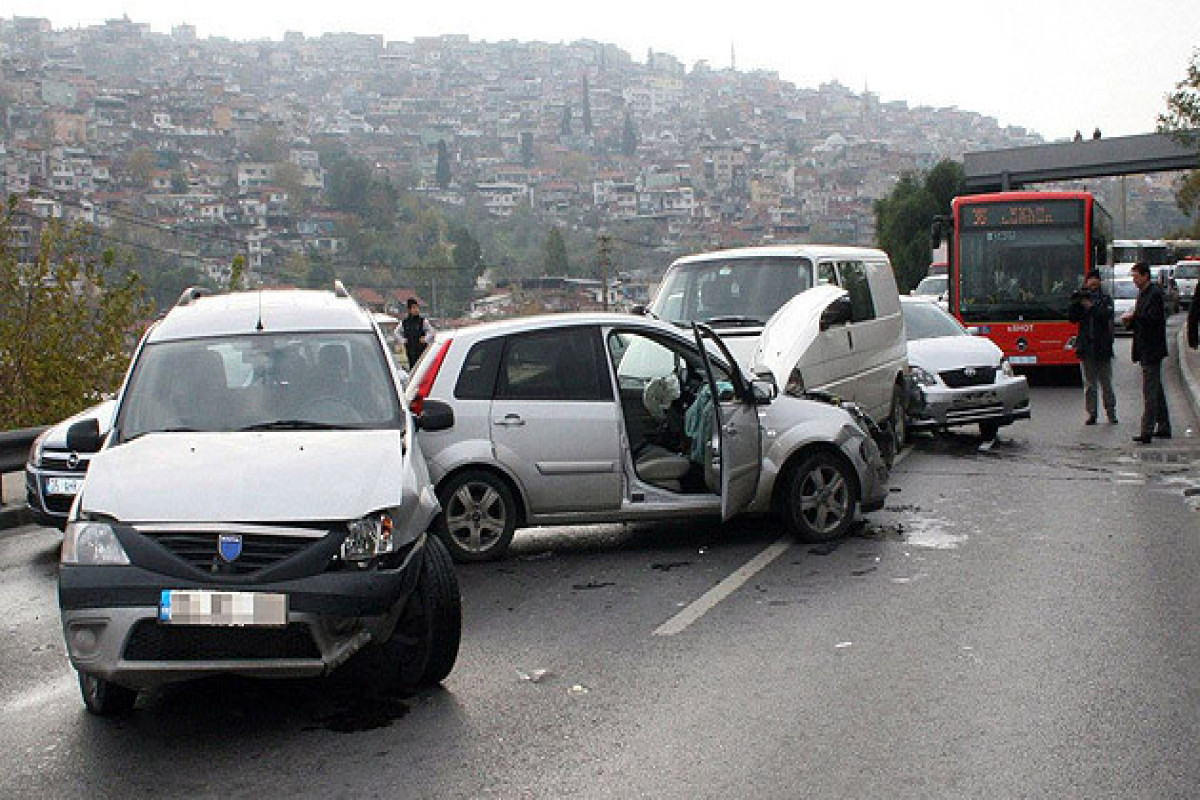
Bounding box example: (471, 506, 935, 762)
(900, 296, 1031, 439)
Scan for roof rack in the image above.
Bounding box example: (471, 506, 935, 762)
(176, 287, 210, 307)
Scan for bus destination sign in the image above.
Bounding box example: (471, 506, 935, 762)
(960, 200, 1083, 228)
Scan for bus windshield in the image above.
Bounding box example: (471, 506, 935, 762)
(958, 227, 1084, 322)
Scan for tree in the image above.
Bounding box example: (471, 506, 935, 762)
(228, 254, 246, 291)
(435, 139, 452, 189)
(582, 75, 593, 135)
(874, 160, 965, 292)
(621, 111, 638, 156)
(124, 147, 156, 188)
(520, 132, 535, 167)
(1158, 48, 1200, 233)
(543, 227, 569, 275)
(0, 200, 150, 427)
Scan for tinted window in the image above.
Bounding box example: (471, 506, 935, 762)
(838, 261, 876, 321)
(454, 338, 503, 400)
(498, 328, 610, 401)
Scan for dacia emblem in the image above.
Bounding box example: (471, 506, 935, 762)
(218, 533, 243, 562)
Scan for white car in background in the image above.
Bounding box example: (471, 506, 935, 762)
(1111, 277, 1139, 335)
(1174, 261, 1199, 308)
(900, 296, 1030, 440)
(909, 274, 949, 309)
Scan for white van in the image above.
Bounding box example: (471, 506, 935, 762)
(647, 245, 908, 441)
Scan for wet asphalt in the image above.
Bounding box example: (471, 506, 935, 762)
(0, 317, 1197, 799)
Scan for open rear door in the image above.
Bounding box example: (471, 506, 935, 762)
(693, 323, 760, 520)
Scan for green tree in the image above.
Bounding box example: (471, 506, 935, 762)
(1158, 48, 1200, 233)
(582, 75, 593, 135)
(520, 132, 535, 167)
(272, 161, 307, 212)
(124, 147, 156, 188)
(246, 124, 285, 162)
(170, 170, 188, 194)
(543, 227, 570, 275)
(228, 254, 245, 291)
(621, 111, 638, 156)
(873, 160, 965, 292)
(0, 201, 149, 427)
(435, 140, 452, 189)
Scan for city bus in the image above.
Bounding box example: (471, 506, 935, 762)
(939, 191, 1112, 368)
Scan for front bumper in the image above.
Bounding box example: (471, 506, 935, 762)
(908, 375, 1031, 431)
(25, 464, 80, 530)
(59, 534, 427, 690)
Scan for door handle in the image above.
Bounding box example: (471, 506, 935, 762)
(494, 414, 525, 427)
(723, 424, 738, 436)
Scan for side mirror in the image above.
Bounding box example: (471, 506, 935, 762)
(416, 398, 454, 432)
(630, 304, 647, 316)
(66, 418, 103, 453)
(750, 376, 777, 405)
(819, 297, 853, 331)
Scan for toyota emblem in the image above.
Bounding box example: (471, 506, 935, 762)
(1015, 337, 1028, 352)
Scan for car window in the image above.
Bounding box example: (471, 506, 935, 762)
(497, 327, 610, 402)
(454, 338, 503, 400)
(817, 261, 837, 286)
(117, 332, 400, 440)
(902, 301, 965, 341)
(838, 260, 876, 322)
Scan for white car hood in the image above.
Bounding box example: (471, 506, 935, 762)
(752, 284, 847, 381)
(80, 430, 406, 523)
(907, 334, 1002, 374)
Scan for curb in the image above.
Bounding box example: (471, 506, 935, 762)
(0, 504, 32, 531)
(1177, 326, 1200, 427)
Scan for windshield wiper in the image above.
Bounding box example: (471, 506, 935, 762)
(704, 315, 764, 327)
(238, 419, 349, 431)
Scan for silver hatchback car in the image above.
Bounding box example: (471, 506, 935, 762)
(406, 313, 889, 561)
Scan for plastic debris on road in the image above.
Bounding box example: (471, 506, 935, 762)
(517, 669, 551, 684)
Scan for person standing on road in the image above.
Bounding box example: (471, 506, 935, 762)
(400, 297, 434, 369)
(1122, 262, 1171, 443)
(1068, 270, 1117, 425)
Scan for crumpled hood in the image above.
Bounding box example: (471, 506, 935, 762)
(80, 430, 406, 523)
(752, 284, 847, 382)
(907, 334, 1003, 374)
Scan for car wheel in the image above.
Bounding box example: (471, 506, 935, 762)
(979, 421, 1000, 440)
(887, 382, 908, 459)
(781, 451, 858, 542)
(79, 672, 137, 716)
(436, 470, 517, 562)
(388, 535, 462, 691)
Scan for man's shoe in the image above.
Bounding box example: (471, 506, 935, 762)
(1084, 416, 1097, 425)
(1108, 417, 1118, 424)
(1153, 429, 1172, 439)
(1132, 434, 1153, 444)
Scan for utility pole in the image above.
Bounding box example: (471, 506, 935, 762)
(598, 233, 611, 311)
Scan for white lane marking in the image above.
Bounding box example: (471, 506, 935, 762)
(654, 536, 792, 637)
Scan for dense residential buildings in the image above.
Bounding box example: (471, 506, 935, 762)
(1, 15, 1181, 315)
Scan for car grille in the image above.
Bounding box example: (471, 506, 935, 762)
(140, 530, 321, 575)
(940, 367, 996, 388)
(39, 451, 90, 472)
(123, 619, 319, 661)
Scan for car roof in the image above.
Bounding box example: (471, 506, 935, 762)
(148, 289, 375, 343)
(669, 244, 889, 268)
(440, 312, 688, 343)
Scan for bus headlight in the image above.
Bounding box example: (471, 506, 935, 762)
(1000, 357, 1014, 377)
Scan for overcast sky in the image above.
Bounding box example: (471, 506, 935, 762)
(10, 1, 1197, 142)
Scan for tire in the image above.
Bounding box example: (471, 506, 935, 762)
(435, 470, 517, 562)
(387, 535, 462, 691)
(79, 672, 137, 716)
(979, 421, 1000, 440)
(887, 382, 908, 460)
(780, 451, 858, 543)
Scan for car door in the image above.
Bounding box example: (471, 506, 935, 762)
(490, 326, 622, 513)
(692, 324, 760, 520)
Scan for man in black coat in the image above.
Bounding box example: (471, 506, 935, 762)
(1067, 270, 1117, 424)
(1122, 262, 1170, 443)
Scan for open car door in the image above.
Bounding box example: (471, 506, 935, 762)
(692, 323, 761, 520)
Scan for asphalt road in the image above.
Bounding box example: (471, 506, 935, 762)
(1, 321, 1197, 799)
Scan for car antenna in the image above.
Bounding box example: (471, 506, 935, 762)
(255, 289, 264, 331)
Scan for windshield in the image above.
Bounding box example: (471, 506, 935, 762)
(913, 276, 948, 295)
(958, 227, 1085, 322)
(116, 331, 401, 441)
(1174, 264, 1200, 279)
(902, 300, 965, 341)
(1112, 280, 1139, 299)
(649, 256, 814, 326)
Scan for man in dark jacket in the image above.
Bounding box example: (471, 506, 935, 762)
(1122, 262, 1170, 443)
(1067, 270, 1116, 424)
(400, 297, 433, 368)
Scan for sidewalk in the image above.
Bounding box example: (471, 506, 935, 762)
(1, 471, 30, 529)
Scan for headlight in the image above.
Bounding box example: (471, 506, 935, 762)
(62, 521, 130, 566)
(28, 429, 50, 468)
(1000, 357, 1014, 377)
(911, 365, 938, 386)
(341, 512, 396, 562)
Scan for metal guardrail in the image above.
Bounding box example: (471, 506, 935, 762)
(0, 426, 45, 475)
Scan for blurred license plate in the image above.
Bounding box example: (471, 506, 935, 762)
(1009, 356, 1037, 365)
(45, 477, 83, 496)
(159, 590, 287, 626)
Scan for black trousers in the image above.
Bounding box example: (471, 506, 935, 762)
(1139, 360, 1171, 436)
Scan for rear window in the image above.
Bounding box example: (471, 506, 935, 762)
(650, 256, 814, 327)
(454, 338, 503, 400)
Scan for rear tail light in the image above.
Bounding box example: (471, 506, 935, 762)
(409, 338, 451, 415)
